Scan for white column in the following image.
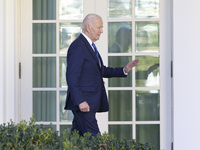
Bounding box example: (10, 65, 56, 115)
(173, 0, 200, 149)
(160, 0, 172, 149)
(0, 0, 5, 124)
(0, 0, 17, 123)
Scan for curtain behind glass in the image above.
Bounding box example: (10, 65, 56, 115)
(109, 125, 132, 139)
(33, 23, 56, 54)
(109, 90, 132, 121)
(33, 91, 56, 121)
(33, 57, 56, 87)
(136, 124, 160, 150)
(33, 0, 56, 20)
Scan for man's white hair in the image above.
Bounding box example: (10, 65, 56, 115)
(82, 13, 102, 31)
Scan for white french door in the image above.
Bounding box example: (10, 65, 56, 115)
(21, 0, 108, 134)
(20, 0, 172, 149)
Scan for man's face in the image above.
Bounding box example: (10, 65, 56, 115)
(87, 18, 103, 42)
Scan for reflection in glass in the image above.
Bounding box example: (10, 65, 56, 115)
(59, 0, 83, 20)
(108, 22, 132, 53)
(60, 91, 73, 122)
(60, 57, 67, 88)
(135, 56, 159, 87)
(33, 0, 56, 20)
(135, 0, 159, 18)
(108, 0, 132, 19)
(136, 90, 160, 121)
(59, 23, 81, 54)
(109, 91, 132, 121)
(33, 57, 56, 87)
(33, 91, 56, 121)
(136, 124, 160, 150)
(33, 23, 56, 54)
(109, 125, 132, 139)
(135, 22, 159, 52)
(109, 56, 132, 87)
(60, 125, 72, 137)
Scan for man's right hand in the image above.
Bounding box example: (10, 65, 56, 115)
(79, 101, 90, 112)
(124, 59, 139, 73)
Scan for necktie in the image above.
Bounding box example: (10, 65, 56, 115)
(92, 43, 101, 66)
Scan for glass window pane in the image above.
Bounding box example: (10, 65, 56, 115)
(33, 0, 56, 20)
(136, 124, 160, 150)
(59, 0, 83, 20)
(51, 125, 56, 132)
(135, 0, 159, 18)
(33, 91, 56, 121)
(136, 90, 160, 121)
(135, 56, 159, 87)
(60, 91, 73, 122)
(59, 23, 81, 54)
(60, 57, 67, 88)
(33, 23, 56, 54)
(109, 125, 132, 139)
(109, 56, 132, 87)
(108, 22, 132, 53)
(135, 22, 159, 52)
(60, 125, 72, 138)
(108, 0, 132, 19)
(33, 57, 56, 87)
(37, 124, 56, 132)
(109, 91, 132, 121)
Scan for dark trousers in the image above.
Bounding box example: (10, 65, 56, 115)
(71, 110, 100, 137)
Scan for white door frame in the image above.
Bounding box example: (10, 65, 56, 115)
(19, 0, 172, 149)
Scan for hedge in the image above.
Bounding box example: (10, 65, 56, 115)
(0, 117, 154, 150)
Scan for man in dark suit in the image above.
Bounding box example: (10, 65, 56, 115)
(65, 13, 139, 137)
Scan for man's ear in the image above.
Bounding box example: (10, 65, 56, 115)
(86, 24, 91, 33)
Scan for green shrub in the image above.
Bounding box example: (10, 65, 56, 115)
(0, 117, 154, 150)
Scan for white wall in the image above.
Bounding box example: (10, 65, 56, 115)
(173, 0, 200, 149)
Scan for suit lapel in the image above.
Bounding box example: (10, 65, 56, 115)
(80, 34, 102, 69)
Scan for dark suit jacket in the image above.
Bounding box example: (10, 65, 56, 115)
(65, 34, 127, 112)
